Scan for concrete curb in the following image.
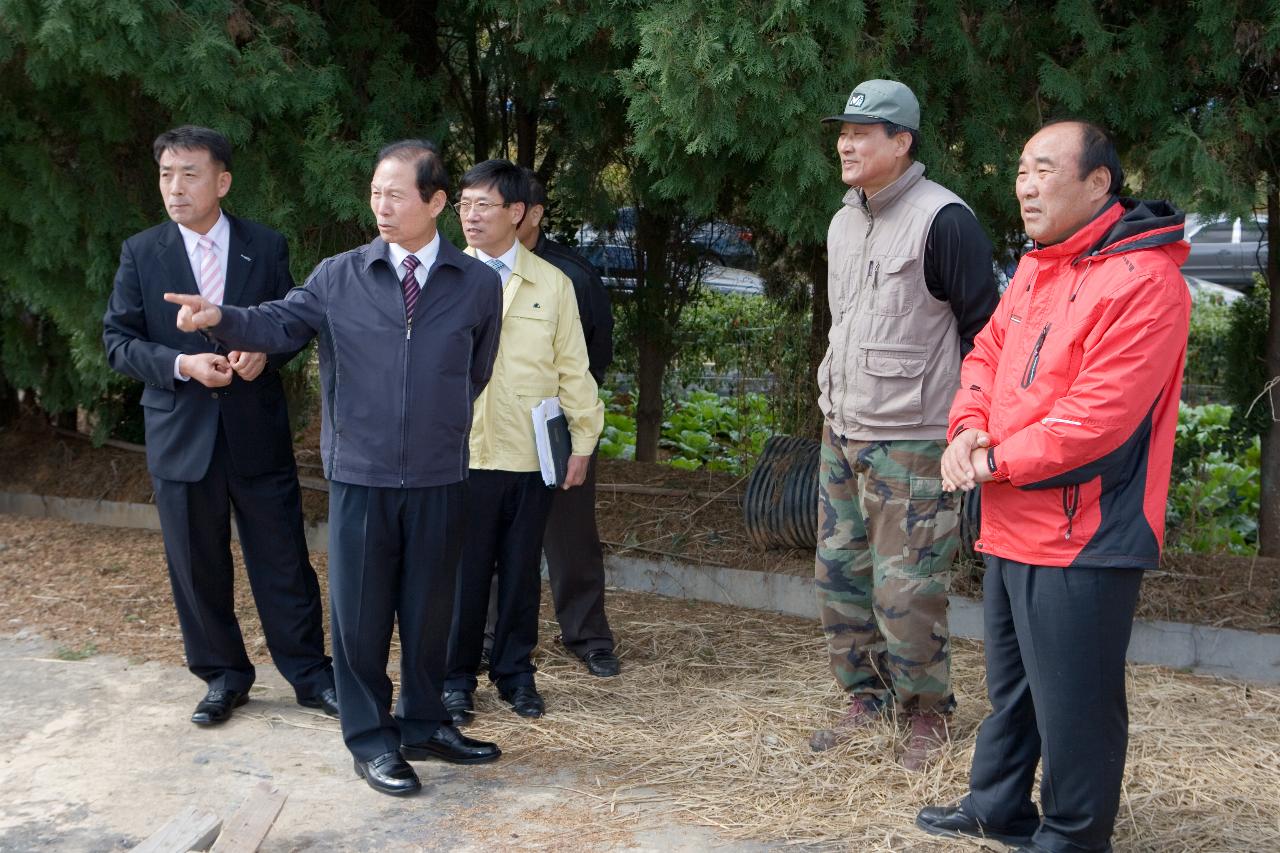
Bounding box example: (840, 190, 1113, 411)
(4, 491, 1277, 684)
(0, 491, 328, 550)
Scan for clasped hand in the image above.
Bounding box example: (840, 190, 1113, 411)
(941, 429, 994, 492)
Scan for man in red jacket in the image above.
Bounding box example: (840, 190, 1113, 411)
(915, 121, 1191, 853)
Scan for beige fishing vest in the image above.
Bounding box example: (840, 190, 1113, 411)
(818, 161, 967, 441)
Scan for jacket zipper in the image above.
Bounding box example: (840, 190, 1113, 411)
(400, 300, 413, 487)
(1021, 323, 1051, 388)
(1062, 483, 1080, 540)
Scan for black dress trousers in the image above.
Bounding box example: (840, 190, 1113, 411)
(151, 424, 331, 698)
(543, 449, 615, 657)
(328, 480, 463, 761)
(447, 469, 554, 693)
(963, 554, 1143, 853)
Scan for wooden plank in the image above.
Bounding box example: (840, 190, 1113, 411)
(209, 782, 289, 853)
(132, 806, 221, 853)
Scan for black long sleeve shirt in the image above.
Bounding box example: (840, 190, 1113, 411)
(923, 204, 1000, 356)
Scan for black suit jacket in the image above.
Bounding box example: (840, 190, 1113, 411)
(103, 214, 303, 482)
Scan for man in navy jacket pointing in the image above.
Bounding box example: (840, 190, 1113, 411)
(166, 140, 505, 797)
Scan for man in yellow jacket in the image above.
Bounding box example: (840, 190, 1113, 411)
(444, 160, 604, 720)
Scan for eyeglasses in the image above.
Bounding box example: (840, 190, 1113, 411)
(452, 200, 511, 215)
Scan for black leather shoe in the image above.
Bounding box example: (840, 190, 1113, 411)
(354, 751, 421, 796)
(500, 684, 545, 718)
(583, 649, 621, 678)
(298, 687, 340, 718)
(402, 724, 501, 765)
(191, 689, 248, 726)
(915, 803, 1037, 847)
(442, 689, 475, 726)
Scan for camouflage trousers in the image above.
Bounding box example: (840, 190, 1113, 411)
(815, 426, 959, 714)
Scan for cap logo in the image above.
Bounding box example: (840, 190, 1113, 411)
(848, 93, 866, 109)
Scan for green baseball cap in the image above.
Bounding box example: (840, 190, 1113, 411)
(822, 79, 921, 131)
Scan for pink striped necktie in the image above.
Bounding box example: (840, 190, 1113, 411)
(197, 235, 224, 305)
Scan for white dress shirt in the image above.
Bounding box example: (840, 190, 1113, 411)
(174, 212, 231, 381)
(387, 232, 441, 288)
(473, 240, 519, 287)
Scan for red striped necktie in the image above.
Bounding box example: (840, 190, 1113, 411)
(401, 253, 421, 319)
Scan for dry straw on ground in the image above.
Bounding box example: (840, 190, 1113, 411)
(472, 594, 1280, 851)
(1, 516, 1278, 850)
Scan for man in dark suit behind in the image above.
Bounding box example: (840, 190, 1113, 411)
(514, 171, 620, 678)
(103, 125, 337, 726)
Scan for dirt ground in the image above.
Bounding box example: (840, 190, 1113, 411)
(0, 631, 756, 853)
(2, 416, 1277, 634)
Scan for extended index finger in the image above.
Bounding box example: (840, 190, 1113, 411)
(163, 292, 203, 307)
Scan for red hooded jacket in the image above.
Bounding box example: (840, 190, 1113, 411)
(948, 199, 1191, 568)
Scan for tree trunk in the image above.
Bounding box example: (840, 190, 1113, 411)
(631, 207, 674, 463)
(467, 32, 490, 163)
(0, 370, 17, 427)
(805, 247, 830, 440)
(514, 95, 538, 169)
(634, 330, 665, 462)
(1258, 183, 1280, 556)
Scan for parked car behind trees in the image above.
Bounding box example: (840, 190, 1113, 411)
(1182, 214, 1269, 290)
(578, 207, 759, 270)
(580, 244, 764, 295)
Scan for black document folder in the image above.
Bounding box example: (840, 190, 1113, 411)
(532, 397, 571, 487)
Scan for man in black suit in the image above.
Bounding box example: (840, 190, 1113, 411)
(103, 125, 337, 726)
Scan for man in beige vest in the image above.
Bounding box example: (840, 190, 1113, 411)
(811, 80, 998, 769)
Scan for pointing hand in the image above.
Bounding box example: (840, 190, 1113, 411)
(163, 292, 223, 332)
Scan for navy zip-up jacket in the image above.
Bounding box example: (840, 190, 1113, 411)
(212, 235, 503, 488)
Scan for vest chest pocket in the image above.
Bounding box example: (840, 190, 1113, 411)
(869, 256, 917, 317)
(853, 343, 927, 427)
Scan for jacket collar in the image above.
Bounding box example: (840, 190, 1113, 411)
(1088, 198, 1187, 260)
(463, 241, 544, 285)
(510, 242, 545, 286)
(466, 242, 543, 319)
(842, 160, 928, 216)
(1027, 198, 1187, 266)
(1028, 201, 1124, 263)
(360, 232, 466, 275)
(222, 214, 254, 307)
(155, 221, 198, 296)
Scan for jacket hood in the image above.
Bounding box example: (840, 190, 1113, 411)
(1086, 197, 1187, 261)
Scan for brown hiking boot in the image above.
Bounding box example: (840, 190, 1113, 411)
(809, 697, 882, 752)
(900, 711, 949, 771)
